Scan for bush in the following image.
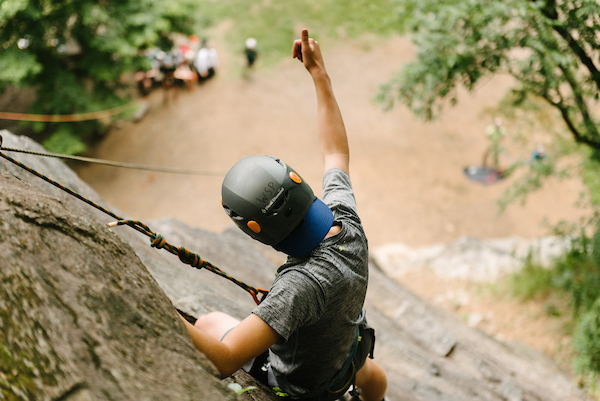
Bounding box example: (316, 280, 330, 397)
(551, 227, 600, 317)
(42, 126, 87, 155)
(573, 298, 600, 375)
(508, 220, 600, 378)
(508, 252, 555, 301)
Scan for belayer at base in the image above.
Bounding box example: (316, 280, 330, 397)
(179, 29, 388, 401)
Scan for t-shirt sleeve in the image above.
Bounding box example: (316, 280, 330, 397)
(252, 270, 326, 341)
(321, 168, 360, 223)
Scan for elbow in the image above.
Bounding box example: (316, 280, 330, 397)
(217, 361, 241, 379)
(323, 153, 350, 174)
(212, 348, 245, 379)
(218, 370, 232, 380)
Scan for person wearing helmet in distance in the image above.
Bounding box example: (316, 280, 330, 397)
(179, 29, 387, 401)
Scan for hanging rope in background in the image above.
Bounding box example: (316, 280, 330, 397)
(0, 134, 268, 305)
(0, 145, 223, 176)
(0, 102, 223, 175)
(0, 103, 137, 122)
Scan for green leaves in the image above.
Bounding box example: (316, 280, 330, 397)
(379, 0, 600, 151)
(573, 299, 600, 375)
(0, 0, 29, 20)
(227, 383, 258, 395)
(0, 48, 42, 85)
(0, 0, 198, 154)
(378, 0, 518, 120)
(42, 126, 87, 155)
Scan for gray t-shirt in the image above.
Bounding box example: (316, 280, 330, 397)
(253, 168, 369, 397)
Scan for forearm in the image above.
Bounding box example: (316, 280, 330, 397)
(180, 316, 239, 378)
(311, 70, 350, 173)
(292, 29, 350, 173)
(179, 313, 279, 379)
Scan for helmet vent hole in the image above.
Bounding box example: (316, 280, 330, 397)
(223, 205, 244, 221)
(284, 208, 293, 217)
(270, 196, 285, 212)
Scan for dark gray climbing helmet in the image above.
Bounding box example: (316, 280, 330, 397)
(221, 155, 334, 257)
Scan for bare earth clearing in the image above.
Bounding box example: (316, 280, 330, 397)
(76, 34, 588, 376)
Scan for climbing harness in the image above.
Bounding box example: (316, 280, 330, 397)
(0, 134, 268, 305)
(306, 330, 362, 401)
(0, 145, 222, 176)
(243, 322, 375, 401)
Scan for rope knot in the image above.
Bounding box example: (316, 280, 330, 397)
(251, 288, 270, 305)
(151, 233, 167, 249)
(178, 246, 204, 268)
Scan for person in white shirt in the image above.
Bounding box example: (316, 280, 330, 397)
(194, 38, 220, 81)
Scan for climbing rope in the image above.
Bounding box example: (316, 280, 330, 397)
(0, 103, 137, 122)
(0, 145, 222, 176)
(0, 135, 268, 305)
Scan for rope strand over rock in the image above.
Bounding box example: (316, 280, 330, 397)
(0, 144, 222, 176)
(0, 136, 268, 305)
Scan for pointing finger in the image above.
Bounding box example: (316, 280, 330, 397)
(301, 29, 309, 45)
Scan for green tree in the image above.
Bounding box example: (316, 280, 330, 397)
(378, 0, 600, 150)
(0, 0, 198, 152)
(378, 0, 600, 379)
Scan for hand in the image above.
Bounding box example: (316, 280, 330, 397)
(292, 29, 326, 76)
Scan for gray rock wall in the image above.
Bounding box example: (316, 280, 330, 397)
(0, 170, 237, 401)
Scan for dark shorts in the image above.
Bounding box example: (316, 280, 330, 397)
(243, 323, 376, 401)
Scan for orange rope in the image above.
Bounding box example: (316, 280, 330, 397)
(0, 103, 137, 122)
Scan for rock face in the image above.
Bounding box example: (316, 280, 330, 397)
(0, 170, 236, 401)
(0, 130, 591, 401)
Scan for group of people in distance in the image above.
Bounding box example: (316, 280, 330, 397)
(135, 35, 262, 102)
(134, 35, 220, 103)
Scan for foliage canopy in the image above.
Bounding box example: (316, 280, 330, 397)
(0, 0, 198, 152)
(379, 0, 600, 151)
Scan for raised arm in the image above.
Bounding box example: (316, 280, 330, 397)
(292, 29, 350, 175)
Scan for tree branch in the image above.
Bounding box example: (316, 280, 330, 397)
(536, 0, 600, 91)
(552, 100, 600, 150)
(559, 63, 600, 141)
(531, 67, 600, 150)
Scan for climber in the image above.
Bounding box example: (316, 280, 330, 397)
(179, 29, 387, 401)
(482, 117, 507, 172)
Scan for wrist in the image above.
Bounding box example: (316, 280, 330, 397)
(310, 68, 330, 83)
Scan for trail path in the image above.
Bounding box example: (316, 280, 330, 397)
(76, 33, 588, 374)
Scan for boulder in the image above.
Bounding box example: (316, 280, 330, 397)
(372, 236, 570, 283)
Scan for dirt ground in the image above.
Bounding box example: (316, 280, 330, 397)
(75, 33, 588, 376)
